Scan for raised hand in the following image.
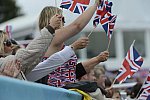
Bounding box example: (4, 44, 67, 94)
(49, 14, 62, 30)
(70, 37, 89, 50)
(96, 51, 109, 62)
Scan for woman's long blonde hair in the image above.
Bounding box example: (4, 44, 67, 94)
(0, 30, 7, 55)
(38, 6, 62, 30)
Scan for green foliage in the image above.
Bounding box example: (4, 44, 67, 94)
(0, 0, 21, 23)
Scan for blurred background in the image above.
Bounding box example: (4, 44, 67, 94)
(0, 0, 150, 82)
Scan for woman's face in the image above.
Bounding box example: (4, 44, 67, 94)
(87, 70, 96, 81)
(3, 35, 13, 54)
(96, 71, 106, 87)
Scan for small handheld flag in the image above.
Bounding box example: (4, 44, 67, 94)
(60, 0, 90, 14)
(114, 40, 144, 84)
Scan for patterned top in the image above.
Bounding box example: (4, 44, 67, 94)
(47, 54, 77, 87)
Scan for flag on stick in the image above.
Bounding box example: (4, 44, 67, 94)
(100, 14, 117, 40)
(60, 0, 90, 14)
(93, 0, 117, 41)
(114, 40, 144, 84)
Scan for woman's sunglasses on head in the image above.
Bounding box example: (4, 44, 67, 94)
(3, 39, 12, 47)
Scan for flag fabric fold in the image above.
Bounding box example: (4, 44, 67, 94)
(114, 41, 144, 84)
(93, 0, 117, 40)
(100, 14, 117, 39)
(60, 0, 90, 14)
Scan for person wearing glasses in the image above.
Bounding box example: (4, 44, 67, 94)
(27, 0, 110, 87)
(0, 36, 14, 57)
(0, 14, 62, 79)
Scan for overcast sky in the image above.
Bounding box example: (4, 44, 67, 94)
(13, 0, 150, 29)
(16, 0, 62, 16)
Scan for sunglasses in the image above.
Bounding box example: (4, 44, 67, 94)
(3, 39, 12, 47)
(62, 17, 65, 23)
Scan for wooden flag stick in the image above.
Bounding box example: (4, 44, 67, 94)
(106, 37, 111, 51)
(106, 78, 117, 91)
(132, 40, 136, 46)
(111, 77, 117, 88)
(106, 31, 115, 51)
(87, 27, 96, 38)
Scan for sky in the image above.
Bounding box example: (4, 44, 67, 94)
(7, 0, 150, 31)
(16, 0, 150, 21)
(16, 0, 57, 15)
(16, 0, 81, 26)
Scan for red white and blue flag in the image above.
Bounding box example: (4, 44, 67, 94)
(100, 14, 117, 39)
(93, 0, 116, 40)
(138, 73, 150, 100)
(114, 41, 144, 84)
(60, 0, 90, 14)
(5, 25, 12, 39)
(93, 0, 108, 26)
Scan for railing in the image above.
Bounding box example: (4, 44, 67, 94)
(0, 76, 82, 100)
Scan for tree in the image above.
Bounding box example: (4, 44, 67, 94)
(0, 0, 21, 23)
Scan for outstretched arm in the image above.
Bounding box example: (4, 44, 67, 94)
(44, 3, 98, 57)
(26, 46, 75, 81)
(81, 51, 109, 73)
(27, 37, 89, 81)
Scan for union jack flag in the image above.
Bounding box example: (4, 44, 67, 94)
(93, 0, 116, 40)
(114, 41, 144, 84)
(138, 73, 150, 100)
(100, 14, 117, 39)
(47, 54, 77, 87)
(93, 0, 107, 26)
(93, 0, 113, 26)
(60, 0, 90, 14)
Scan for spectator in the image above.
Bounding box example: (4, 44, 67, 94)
(26, 37, 89, 81)
(30, 0, 108, 87)
(94, 65, 106, 88)
(112, 90, 121, 100)
(0, 14, 61, 79)
(79, 69, 96, 82)
(105, 76, 114, 98)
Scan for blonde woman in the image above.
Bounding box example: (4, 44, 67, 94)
(39, 2, 101, 57)
(30, 0, 110, 87)
(0, 14, 62, 79)
(0, 30, 14, 57)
